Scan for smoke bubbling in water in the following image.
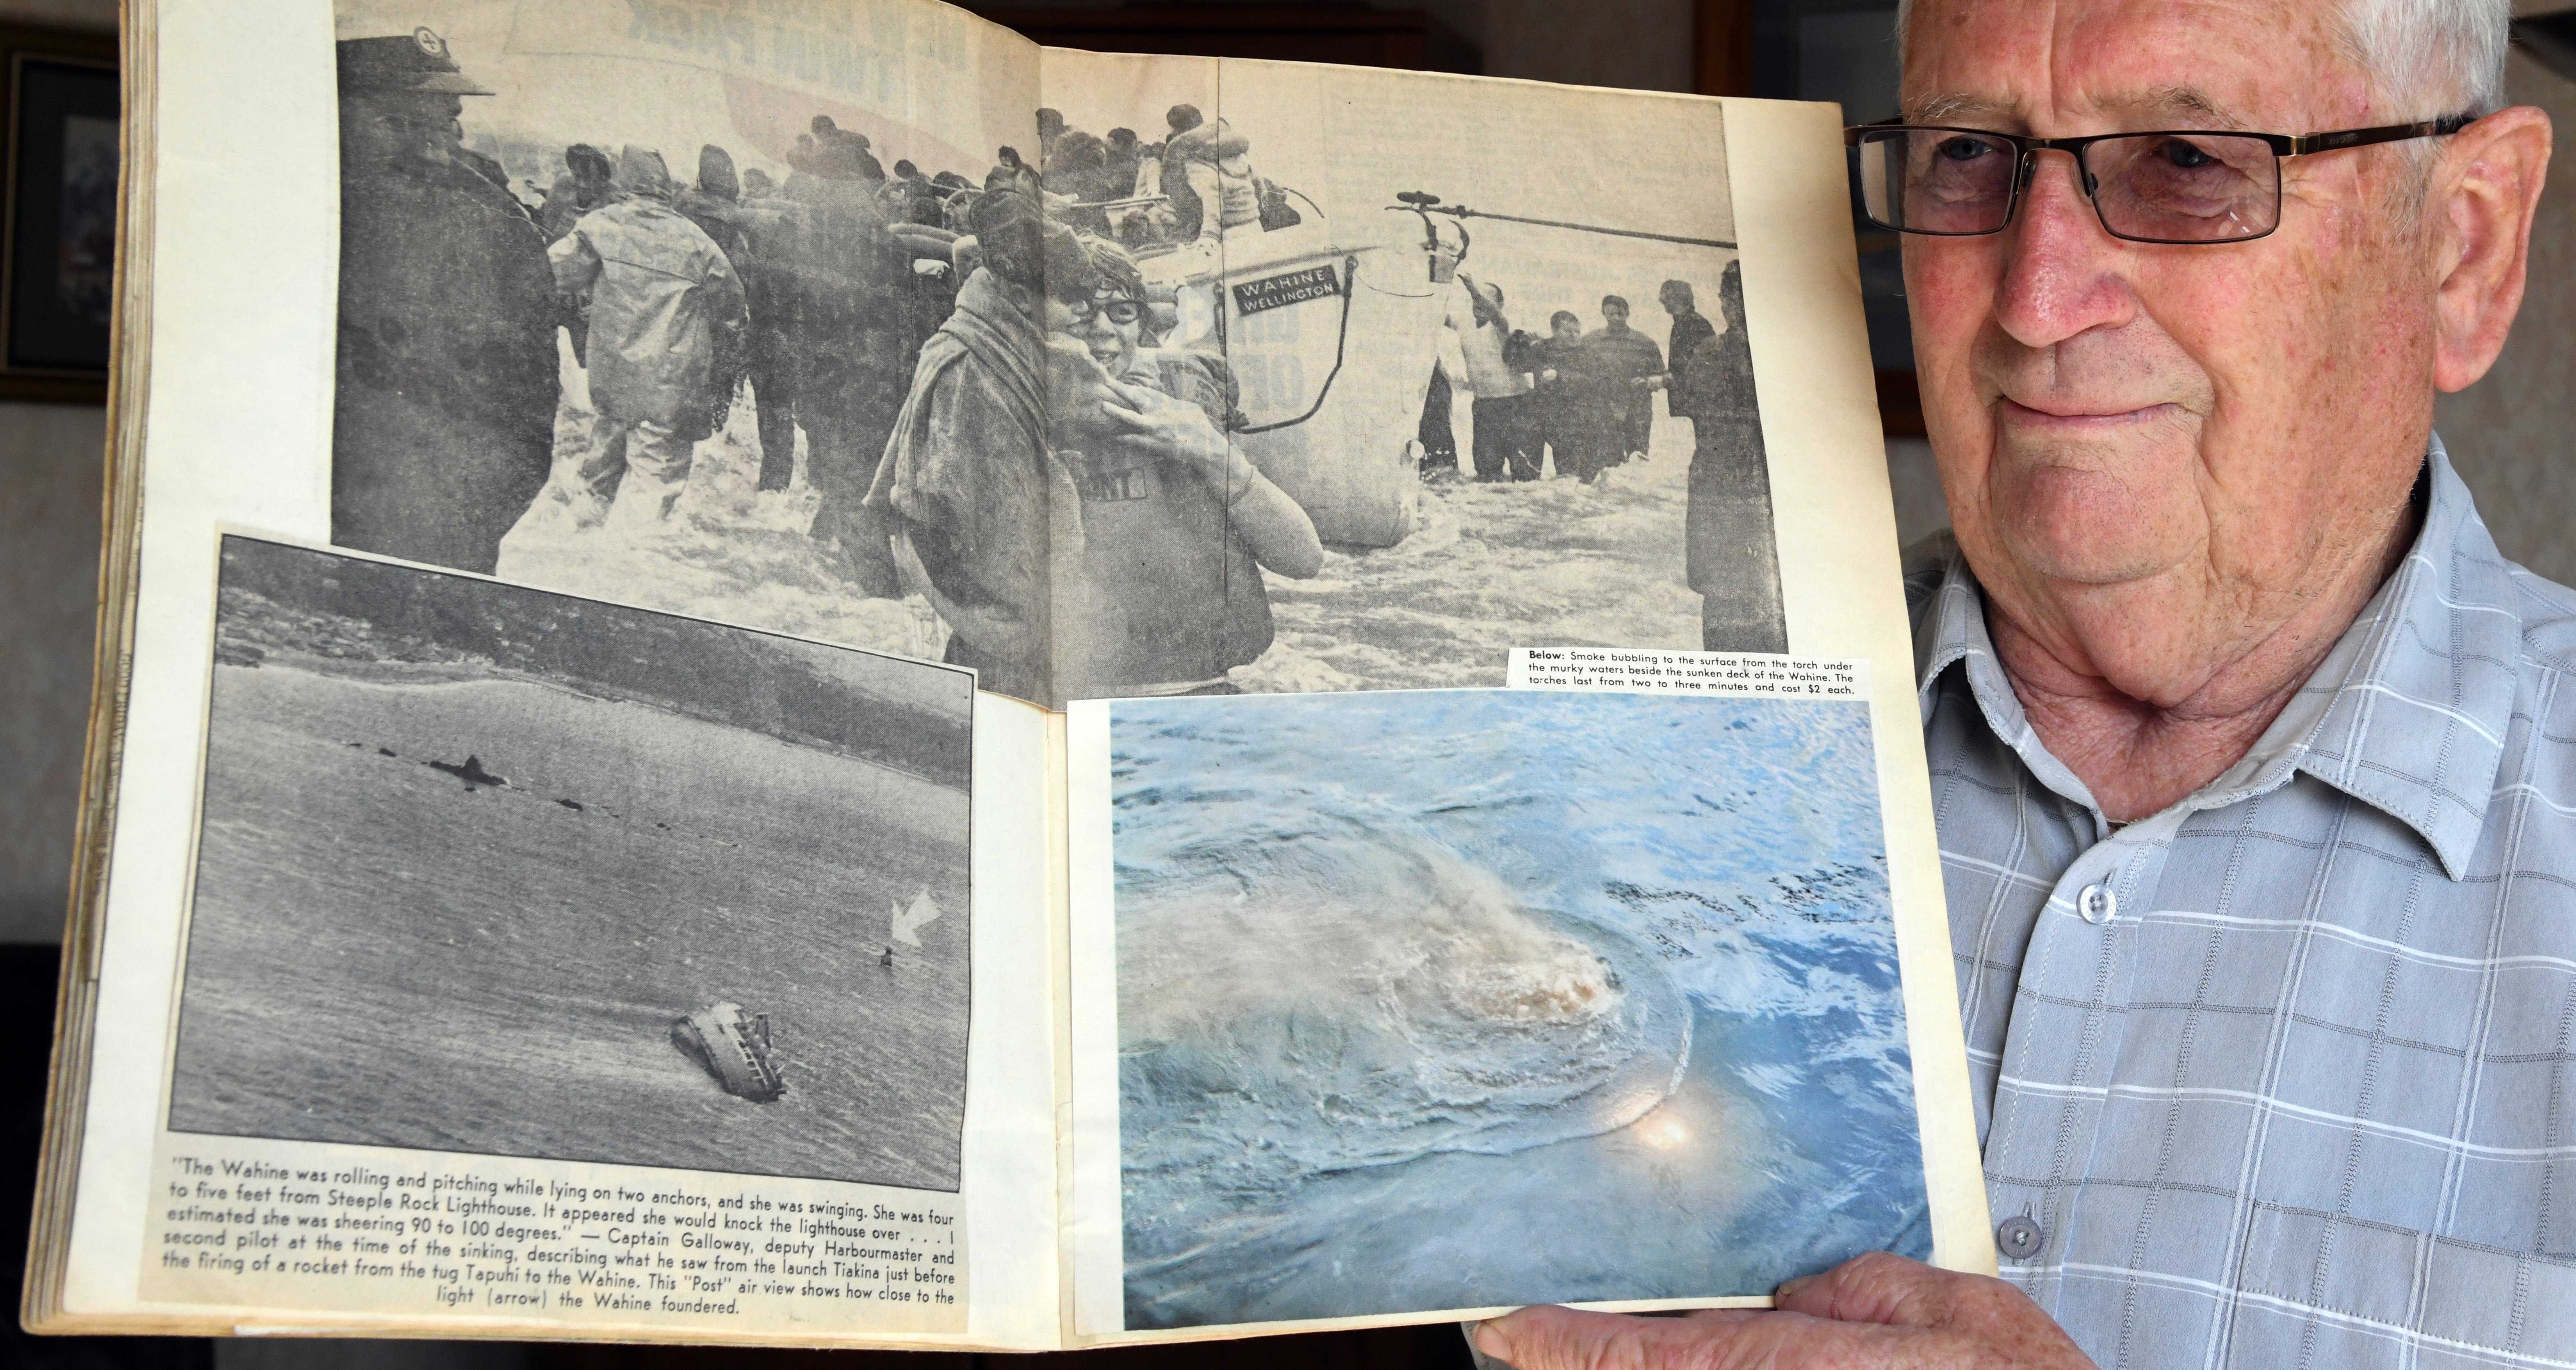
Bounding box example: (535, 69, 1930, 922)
(1118, 823, 1692, 1196)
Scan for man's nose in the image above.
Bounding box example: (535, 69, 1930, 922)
(1992, 151, 2136, 348)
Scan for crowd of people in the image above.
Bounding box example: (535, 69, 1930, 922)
(331, 29, 1321, 705)
(1414, 261, 1783, 653)
(1419, 274, 1746, 486)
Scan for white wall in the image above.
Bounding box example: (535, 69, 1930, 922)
(0, 405, 106, 943)
(2434, 41, 2576, 587)
(0, 0, 115, 942)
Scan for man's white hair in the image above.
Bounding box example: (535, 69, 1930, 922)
(1892, 0, 2513, 119)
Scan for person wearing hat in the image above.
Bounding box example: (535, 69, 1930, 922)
(331, 26, 562, 576)
(675, 144, 745, 250)
(546, 146, 749, 531)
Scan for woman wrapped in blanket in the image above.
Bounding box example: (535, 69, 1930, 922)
(1044, 234, 1323, 699)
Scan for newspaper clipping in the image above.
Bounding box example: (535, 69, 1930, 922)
(328, 1, 1783, 706)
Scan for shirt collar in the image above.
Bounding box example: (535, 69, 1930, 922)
(1916, 437, 2521, 879)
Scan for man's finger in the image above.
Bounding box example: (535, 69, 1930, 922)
(1771, 1251, 1957, 1327)
(1476, 1303, 1840, 1370)
(1678, 1307, 1767, 1326)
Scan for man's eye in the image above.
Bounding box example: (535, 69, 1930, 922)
(2159, 139, 2216, 169)
(1937, 136, 2000, 163)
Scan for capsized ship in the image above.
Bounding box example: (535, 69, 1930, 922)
(671, 1001, 785, 1103)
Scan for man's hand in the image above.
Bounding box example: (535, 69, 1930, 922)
(1099, 377, 1249, 488)
(1471, 1252, 2094, 1370)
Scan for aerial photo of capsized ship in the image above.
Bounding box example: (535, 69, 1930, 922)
(167, 537, 972, 1191)
(1109, 689, 1928, 1328)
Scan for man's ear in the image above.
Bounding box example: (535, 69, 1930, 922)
(2433, 105, 2553, 394)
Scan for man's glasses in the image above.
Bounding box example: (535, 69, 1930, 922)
(1064, 296, 1144, 326)
(1844, 117, 2473, 244)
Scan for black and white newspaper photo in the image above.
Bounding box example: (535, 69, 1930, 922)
(169, 536, 973, 1190)
(146, 535, 975, 1331)
(169, 536, 973, 1183)
(327, 2, 1783, 706)
(1042, 55, 1784, 703)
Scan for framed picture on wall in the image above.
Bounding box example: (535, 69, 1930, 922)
(3, 23, 116, 405)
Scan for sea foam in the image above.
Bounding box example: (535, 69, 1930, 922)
(1117, 820, 1691, 1194)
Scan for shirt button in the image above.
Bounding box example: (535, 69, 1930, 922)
(2077, 883, 2118, 925)
(1997, 1215, 2044, 1260)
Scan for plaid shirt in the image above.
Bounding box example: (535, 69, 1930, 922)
(1913, 441, 2576, 1369)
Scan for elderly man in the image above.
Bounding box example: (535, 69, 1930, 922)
(1477, 1, 2558, 1368)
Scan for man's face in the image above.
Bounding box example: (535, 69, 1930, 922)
(1553, 318, 1582, 343)
(1905, 0, 2443, 626)
(341, 92, 459, 167)
(1660, 285, 1691, 316)
(1603, 301, 1629, 330)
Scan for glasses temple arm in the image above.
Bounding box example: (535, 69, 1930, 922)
(2293, 115, 2477, 155)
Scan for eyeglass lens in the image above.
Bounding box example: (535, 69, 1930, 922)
(1069, 298, 1144, 324)
(1856, 129, 2281, 243)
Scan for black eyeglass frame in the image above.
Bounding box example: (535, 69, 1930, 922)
(1842, 115, 2478, 245)
(1062, 296, 1147, 326)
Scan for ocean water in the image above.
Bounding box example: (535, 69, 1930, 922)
(170, 659, 971, 1190)
(1108, 690, 1929, 1328)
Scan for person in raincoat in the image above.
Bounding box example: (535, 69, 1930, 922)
(331, 29, 562, 576)
(725, 168, 815, 493)
(1675, 262, 1785, 652)
(785, 131, 920, 590)
(547, 146, 749, 530)
(863, 182, 1071, 704)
